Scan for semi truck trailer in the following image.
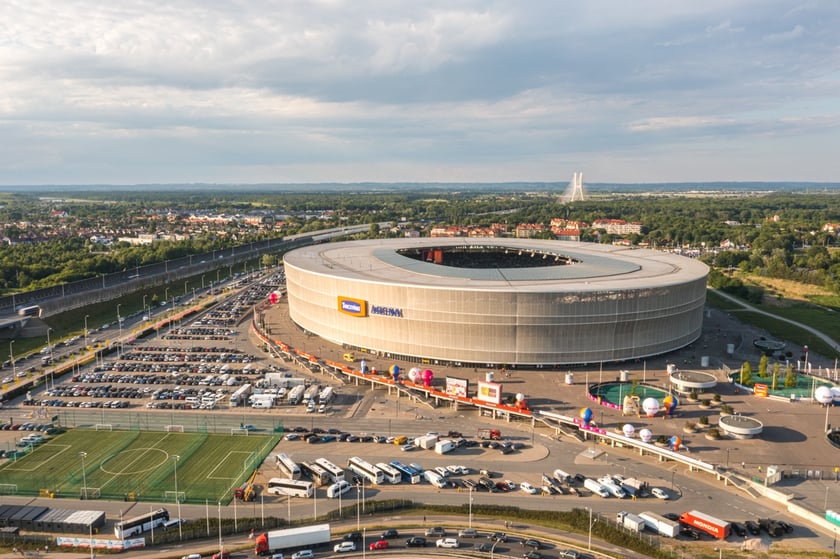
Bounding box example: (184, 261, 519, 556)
(679, 510, 731, 539)
(254, 523, 331, 556)
(639, 511, 679, 538)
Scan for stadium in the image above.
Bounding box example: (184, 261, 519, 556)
(283, 238, 709, 367)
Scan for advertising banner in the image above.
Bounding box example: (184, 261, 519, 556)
(445, 377, 469, 398)
(476, 380, 502, 405)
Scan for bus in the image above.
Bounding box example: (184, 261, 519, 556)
(375, 462, 402, 484)
(389, 461, 421, 484)
(114, 508, 170, 539)
(266, 477, 314, 498)
(347, 456, 384, 485)
(314, 458, 345, 484)
(276, 453, 301, 480)
(299, 461, 331, 486)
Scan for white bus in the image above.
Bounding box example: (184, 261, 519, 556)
(114, 508, 170, 539)
(347, 456, 384, 485)
(314, 458, 345, 484)
(375, 462, 402, 484)
(276, 453, 301, 480)
(266, 477, 314, 498)
(299, 461, 331, 486)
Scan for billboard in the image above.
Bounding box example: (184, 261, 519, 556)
(476, 380, 502, 405)
(445, 377, 469, 398)
(337, 296, 367, 317)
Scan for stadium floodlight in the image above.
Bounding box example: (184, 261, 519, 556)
(79, 452, 88, 500)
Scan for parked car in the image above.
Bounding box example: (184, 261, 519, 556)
(425, 526, 446, 537)
(651, 487, 670, 500)
(436, 538, 459, 548)
(369, 540, 389, 551)
(523, 551, 543, 559)
(520, 482, 538, 495)
(405, 537, 427, 547)
(334, 542, 356, 553)
(458, 528, 478, 538)
(559, 550, 581, 559)
(745, 520, 761, 535)
(212, 552, 230, 559)
(731, 522, 746, 537)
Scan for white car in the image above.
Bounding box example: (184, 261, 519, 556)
(505, 479, 518, 491)
(334, 542, 356, 553)
(651, 487, 670, 500)
(434, 466, 450, 477)
(520, 482, 538, 495)
(446, 465, 462, 475)
(436, 538, 459, 548)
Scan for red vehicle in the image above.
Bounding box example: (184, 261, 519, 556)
(369, 540, 390, 551)
(477, 428, 502, 440)
(679, 510, 731, 539)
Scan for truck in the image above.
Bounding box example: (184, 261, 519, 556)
(434, 439, 456, 455)
(287, 384, 306, 405)
(415, 434, 439, 450)
(234, 469, 259, 501)
(583, 478, 610, 498)
(318, 386, 334, 405)
(229, 383, 253, 407)
(639, 511, 679, 538)
(552, 469, 572, 484)
(254, 523, 331, 556)
(620, 477, 647, 497)
(679, 510, 731, 539)
(476, 428, 502, 440)
(302, 384, 321, 404)
(616, 511, 646, 533)
(250, 394, 275, 409)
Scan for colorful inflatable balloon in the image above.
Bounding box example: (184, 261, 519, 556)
(360, 359, 367, 374)
(515, 393, 529, 410)
(580, 407, 593, 427)
(422, 369, 434, 387)
(642, 397, 660, 417)
(639, 428, 652, 443)
(816, 386, 833, 405)
(670, 435, 681, 451)
(390, 365, 400, 382)
(622, 423, 635, 438)
(662, 394, 677, 417)
(408, 367, 420, 383)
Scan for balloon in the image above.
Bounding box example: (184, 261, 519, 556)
(670, 435, 681, 451)
(515, 393, 525, 401)
(642, 397, 660, 417)
(269, 292, 279, 304)
(408, 368, 419, 382)
(831, 387, 840, 404)
(663, 394, 677, 417)
(580, 407, 593, 427)
(360, 360, 367, 374)
(816, 386, 833, 405)
(390, 365, 400, 382)
(622, 424, 635, 437)
(423, 369, 433, 387)
(639, 428, 652, 443)
(516, 398, 528, 410)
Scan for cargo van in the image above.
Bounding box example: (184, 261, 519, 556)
(584, 478, 610, 498)
(327, 480, 352, 498)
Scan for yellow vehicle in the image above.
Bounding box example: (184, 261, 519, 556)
(392, 435, 408, 445)
(343, 353, 356, 362)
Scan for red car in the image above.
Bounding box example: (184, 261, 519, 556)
(369, 540, 390, 551)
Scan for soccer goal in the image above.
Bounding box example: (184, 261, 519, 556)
(80, 487, 101, 499)
(230, 428, 249, 436)
(94, 424, 112, 431)
(165, 425, 185, 433)
(0, 484, 18, 495)
(165, 490, 186, 503)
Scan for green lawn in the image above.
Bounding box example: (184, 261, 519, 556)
(0, 429, 278, 503)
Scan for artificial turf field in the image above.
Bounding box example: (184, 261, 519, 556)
(0, 429, 279, 503)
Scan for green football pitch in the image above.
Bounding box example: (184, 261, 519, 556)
(0, 429, 279, 504)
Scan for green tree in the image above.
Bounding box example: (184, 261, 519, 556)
(758, 355, 768, 378)
(784, 363, 797, 388)
(771, 362, 780, 390)
(740, 362, 753, 386)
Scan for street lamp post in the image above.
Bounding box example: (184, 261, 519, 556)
(46, 327, 53, 362)
(587, 506, 593, 551)
(173, 455, 182, 540)
(184, 281, 189, 296)
(84, 315, 89, 348)
(9, 340, 15, 380)
(468, 486, 474, 528)
(202, 275, 205, 289)
(356, 482, 361, 530)
(79, 452, 88, 500)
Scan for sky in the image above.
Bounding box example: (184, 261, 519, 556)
(1, 1, 839, 185)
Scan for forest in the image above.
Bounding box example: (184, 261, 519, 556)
(1, 188, 838, 296)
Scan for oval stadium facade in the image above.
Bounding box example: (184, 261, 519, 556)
(283, 238, 709, 366)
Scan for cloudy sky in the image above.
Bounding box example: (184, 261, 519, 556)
(1, 1, 839, 185)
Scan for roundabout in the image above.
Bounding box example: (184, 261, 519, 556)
(717, 415, 764, 439)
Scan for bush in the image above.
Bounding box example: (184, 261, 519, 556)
(700, 399, 711, 407)
(698, 415, 709, 425)
(706, 427, 721, 439)
(683, 421, 696, 432)
(720, 404, 734, 415)
(712, 393, 722, 403)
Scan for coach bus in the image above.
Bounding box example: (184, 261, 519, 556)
(389, 461, 421, 484)
(314, 458, 345, 484)
(276, 453, 301, 480)
(299, 461, 330, 486)
(347, 456, 384, 485)
(266, 478, 314, 498)
(114, 508, 170, 539)
(375, 462, 402, 484)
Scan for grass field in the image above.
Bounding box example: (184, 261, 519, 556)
(0, 429, 279, 504)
